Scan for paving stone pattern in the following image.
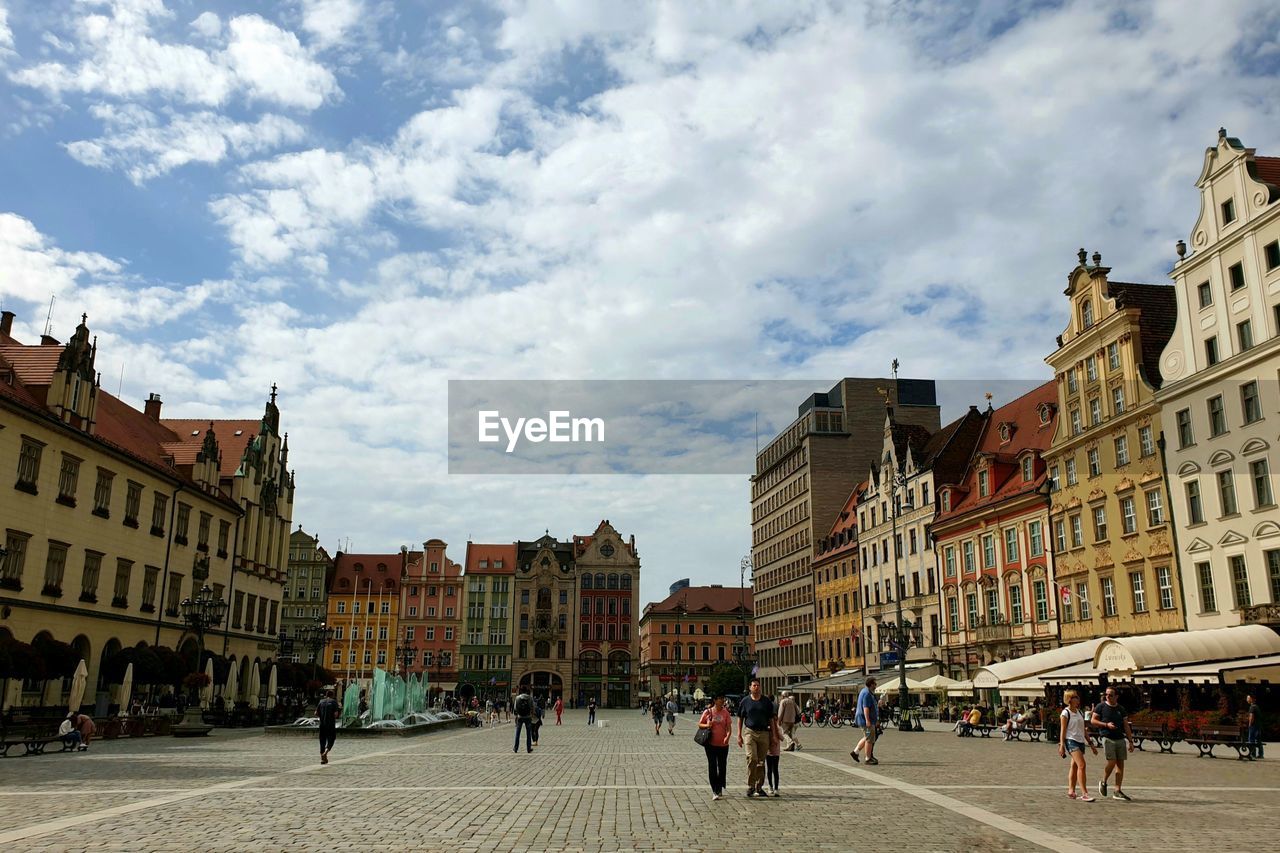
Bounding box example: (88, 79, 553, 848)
(0, 711, 1276, 851)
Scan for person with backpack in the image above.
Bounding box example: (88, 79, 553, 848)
(531, 697, 544, 747)
(513, 691, 535, 753)
(651, 698, 664, 735)
(317, 688, 340, 764)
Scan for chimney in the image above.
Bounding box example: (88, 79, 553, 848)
(0, 310, 13, 338)
(40, 334, 60, 346)
(144, 392, 163, 420)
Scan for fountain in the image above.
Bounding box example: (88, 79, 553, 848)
(264, 668, 464, 738)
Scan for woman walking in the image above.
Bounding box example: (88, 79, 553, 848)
(1058, 690, 1097, 801)
(698, 693, 733, 801)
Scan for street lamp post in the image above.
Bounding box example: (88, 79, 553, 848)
(394, 632, 415, 679)
(739, 555, 752, 694)
(174, 584, 228, 737)
(300, 620, 335, 696)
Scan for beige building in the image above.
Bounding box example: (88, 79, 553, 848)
(0, 310, 294, 712)
(857, 406, 984, 676)
(750, 378, 939, 694)
(1157, 129, 1280, 631)
(1044, 252, 1184, 643)
(282, 527, 333, 656)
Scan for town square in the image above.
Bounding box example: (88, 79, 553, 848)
(2, 1, 1280, 850)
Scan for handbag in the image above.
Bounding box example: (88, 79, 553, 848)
(693, 726, 712, 746)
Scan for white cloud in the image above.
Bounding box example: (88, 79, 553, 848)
(64, 105, 306, 183)
(299, 0, 364, 49)
(10, 3, 339, 110)
(0, 3, 14, 54)
(189, 11, 221, 39)
(0, 212, 122, 305)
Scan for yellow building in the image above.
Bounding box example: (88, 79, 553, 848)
(1044, 252, 1185, 643)
(813, 486, 861, 674)
(0, 311, 294, 712)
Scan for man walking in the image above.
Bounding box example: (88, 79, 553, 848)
(554, 695, 564, 725)
(735, 678, 775, 797)
(513, 690, 535, 753)
(1090, 687, 1134, 800)
(1246, 694, 1263, 760)
(666, 696, 679, 735)
(587, 696, 597, 726)
(317, 688, 340, 765)
(777, 691, 801, 751)
(852, 677, 879, 765)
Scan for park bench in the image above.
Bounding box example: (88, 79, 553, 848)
(958, 723, 995, 737)
(0, 726, 78, 757)
(1186, 725, 1249, 759)
(1131, 723, 1179, 754)
(1006, 724, 1046, 742)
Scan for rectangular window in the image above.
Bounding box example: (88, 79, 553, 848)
(1086, 356, 1098, 382)
(197, 512, 211, 550)
(1130, 571, 1147, 613)
(962, 541, 975, 572)
(1093, 506, 1108, 541)
(1252, 459, 1274, 507)
(985, 587, 1000, 624)
(1206, 335, 1220, 366)
(1087, 448, 1101, 478)
(1139, 425, 1155, 457)
(1208, 395, 1227, 437)
(947, 597, 959, 633)
(1107, 341, 1120, 371)
(1070, 514, 1083, 548)
(1218, 470, 1239, 516)
(944, 547, 956, 577)
(1076, 582, 1090, 620)
(1111, 385, 1125, 415)
(1066, 458, 1078, 485)
(1146, 489, 1165, 526)
(42, 541, 68, 595)
(218, 520, 230, 555)
(982, 534, 996, 568)
(16, 438, 43, 492)
(140, 565, 158, 609)
(1176, 409, 1194, 448)
(1157, 566, 1174, 610)
(1009, 584, 1024, 624)
(1089, 398, 1102, 426)
(1185, 480, 1204, 524)
(1114, 435, 1130, 467)
(57, 454, 81, 504)
(1004, 528, 1019, 563)
(1198, 561, 1216, 609)
(1120, 495, 1136, 534)
(966, 592, 979, 629)
(1067, 369, 1078, 394)
(93, 468, 113, 516)
(1028, 521, 1044, 556)
(1222, 197, 1237, 224)
(1238, 319, 1254, 352)
(166, 572, 183, 615)
(1021, 456, 1034, 482)
(1070, 408, 1082, 436)
(175, 503, 190, 544)
(1231, 555, 1251, 608)
(1265, 240, 1280, 271)
(80, 551, 103, 602)
(1101, 577, 1117, 617)
(336, 600, 346, 614)
(1062, 588, 1074, 623)
(1033, 579, 1048, 622)
(1054, 519, 1066, 553)
(151, 492, 167, 535)
(1229, 261, 1245, 290)
(1198, 281, 1213, 308)
(113, 558, 132, 607)
(1241, 380, 1263, 424)
(978, 470, 989, 497)
(1267, 550, 1280, 604)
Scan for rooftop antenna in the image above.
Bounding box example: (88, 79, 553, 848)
(117, 363, 125, 397)
(43, 295, 56, 337)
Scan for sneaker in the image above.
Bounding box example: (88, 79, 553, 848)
(320, 754, 328, 765)
(712, 794, 722, 801)
(865, 757, 879, 766)
(1078, 793, 1096, 802)
(1099, 780, 1108, 798)
(745, 789, 756, 798)
(1112, 790, 1131, 801)
(770, 789, 779, 797)
(850, 750, 860, 763)
(755, 787, 767, 797)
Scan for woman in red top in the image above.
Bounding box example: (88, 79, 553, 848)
(698, 693, 733, 800)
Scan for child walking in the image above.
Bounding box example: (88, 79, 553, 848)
(765, 716, 782, 797)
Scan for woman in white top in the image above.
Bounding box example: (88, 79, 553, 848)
(1058, 690, 1098, 801)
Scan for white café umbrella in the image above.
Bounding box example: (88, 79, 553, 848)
(117, 662, 134, 714)
(225, 662, 240, 704)
(247, 661, 260, 708)
(912, 674, 959, 692)
(200, 658, 215, 707)
(693, 688, 705, 701)
(266, 664, 278, 709)
(67, 659, 88, 713)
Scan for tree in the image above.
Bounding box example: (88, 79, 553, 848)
(706, 663, 748, 699)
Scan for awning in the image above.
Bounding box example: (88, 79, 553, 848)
(1094, 625, 1280, 675)
(787, 670, 866, 692)
(946, 680, 974, 696)
(1134, 653, 1280, 686)
(972, 638, 1110, 688)
(999, 677, 1047, 697)
(436, 682, 458, 692)
(1037, 661, 1106, 685)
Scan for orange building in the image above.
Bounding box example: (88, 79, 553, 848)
(639, 585, 753, 700)
(326, 551, 405, 684)
(400, 539, 464, 696)
(813, 485, 862, 674)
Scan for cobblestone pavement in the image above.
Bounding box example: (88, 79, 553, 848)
(0, 710, 1276, 851)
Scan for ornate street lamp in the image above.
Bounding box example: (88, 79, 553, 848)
(394, 631, 416, 678)
(299, 619, 335, 694)
(173, 584, 228, 737)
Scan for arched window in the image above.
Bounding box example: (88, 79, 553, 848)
(1081, 299, 1094, 329)
(595, 573, 606, 589)
(607, 573, 619, 589)
(582, 574, 593, 590)
(608, 650, 630, 676)
(620, 575, 631, 590)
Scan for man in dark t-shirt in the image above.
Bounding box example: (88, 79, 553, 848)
(1090, 688, 1134, 800)
(316, 689, 340, 765)
(1246, 695, 1263, 759)
(735, 679, 775, 797)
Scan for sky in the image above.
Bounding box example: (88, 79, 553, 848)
(2, 0, 1279, 608)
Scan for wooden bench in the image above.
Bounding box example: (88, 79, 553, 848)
(958, 723, 995, 737)
(1007, 724, 1046, 742)
(1131, 723, 1179, 754)
(1186, 725, 1249, 759)
(0, 733, 78, 757)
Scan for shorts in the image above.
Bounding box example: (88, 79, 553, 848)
(666, 714, 676, 723)
(861, 725, 877, 745)
(1103, 738, 1127, 762)
(1065, 738, 1086, 754)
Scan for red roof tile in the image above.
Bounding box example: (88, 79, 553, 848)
(648, 585, 752, 616)
(162, 418, 265, 479)
(330, 552, 412, 595)
(0, 344, 62, 387)
(464, 543, 517, 574)
(1255, 156, 1280, 191)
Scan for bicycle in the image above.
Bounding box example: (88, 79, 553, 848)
(800, 711, 814, 727)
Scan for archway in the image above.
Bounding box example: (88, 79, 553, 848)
(517, 671, 563, 705)
(457, 682, 476, 702)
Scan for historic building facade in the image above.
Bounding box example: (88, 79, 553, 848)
(572, 521, 639, 709)
(399, 539, 463, 696)
(639, 585, 753, 699)
(813, 487, 861, 674)
(325, 551, 403, 684)
(935, 383, 1060, 678)
(281, 527, 332, 658)
(0, 310, 294, 711)
(857, 405, 985, 676)
(511, 533, 578, 703)
(1157, 129, 1280, 631)
(1045, 252, 1184, 643)
(458, 542, 515, 702)
(751, 378, 940, 693)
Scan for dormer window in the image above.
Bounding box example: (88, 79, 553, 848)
(1221, 197, 1236, 225)
(1021, 456, 1034, 482)
(1037, 403, 1052, 426)
(999, 424, 1011, 443)
(978, 470, 989, 497)
(1081, 299, 1094, 329)
(942, 490, 952, 512)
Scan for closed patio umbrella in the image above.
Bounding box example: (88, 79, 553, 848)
(117, 662, 134, 714)
(248, 661, 260, 708)
(67, 659, 89, 713)
(266, 664, 278, 709)
(200, 658, 215, 707)
(225, 662, 239, 705)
